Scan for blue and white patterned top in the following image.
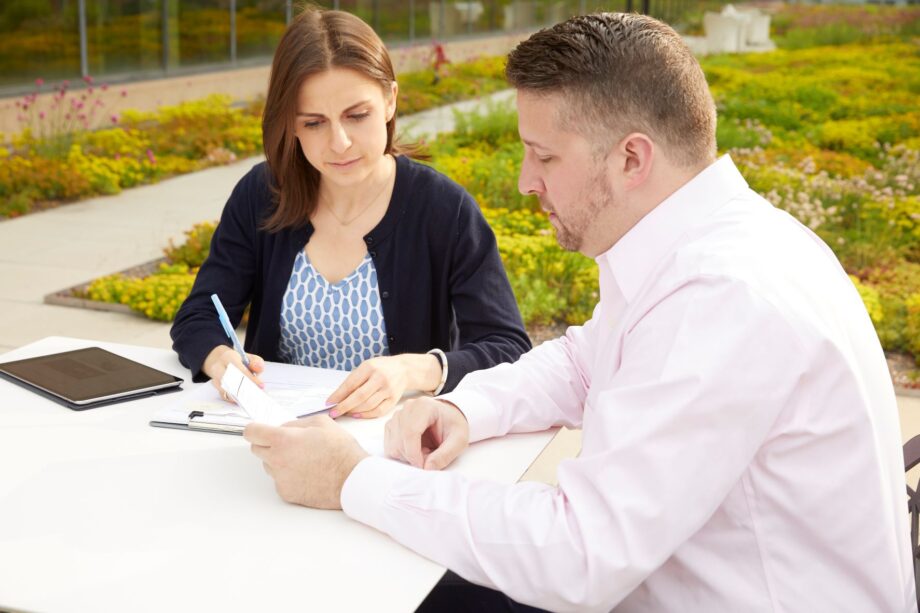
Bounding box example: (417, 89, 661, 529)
(278, 250, 389, 370)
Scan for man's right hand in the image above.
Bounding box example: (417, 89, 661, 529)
(202, 345, 266, 400)
(384, 397, 470, 470)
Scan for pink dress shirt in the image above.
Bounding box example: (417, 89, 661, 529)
(341, 156, 915, 612)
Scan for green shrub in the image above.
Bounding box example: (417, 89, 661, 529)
(164, 221, 217, 268)
(907, 293, 920, 365)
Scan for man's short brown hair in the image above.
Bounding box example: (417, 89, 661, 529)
(506, 13, 716, 168)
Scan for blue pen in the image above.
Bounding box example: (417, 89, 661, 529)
(210, 293, 251, 368)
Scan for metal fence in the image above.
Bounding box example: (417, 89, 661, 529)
(0, 0, 695, 95)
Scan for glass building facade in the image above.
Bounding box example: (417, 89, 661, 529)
(0, 0, 689, 94)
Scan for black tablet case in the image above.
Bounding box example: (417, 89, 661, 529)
(0, 347, 183, 411)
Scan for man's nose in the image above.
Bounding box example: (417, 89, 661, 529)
(518, 157, 544, 196)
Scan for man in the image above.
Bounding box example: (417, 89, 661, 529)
(245, 13, 915, 612)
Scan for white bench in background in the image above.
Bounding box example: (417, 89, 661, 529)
(703, 4, 775, 55)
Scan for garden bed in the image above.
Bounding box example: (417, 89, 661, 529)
(43, 258, 170, 315)
(42, 255, 920, 392)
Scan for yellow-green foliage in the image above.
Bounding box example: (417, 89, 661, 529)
(74, 29, 920, 355)
(86, 263, 195, 322)
(849, 275, 884, 326)
(164, 221, 217, 268)
(1, 56, 511, 218)
(483, 208, 598, 325)
(0, 95, 250, 217)
(397, 56, 507, 116)
(907, 294, 920, 365)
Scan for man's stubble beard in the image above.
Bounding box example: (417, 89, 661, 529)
(551, 167, 614, 253)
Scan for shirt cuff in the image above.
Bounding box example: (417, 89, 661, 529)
(341, 455, 417, 531)
(438, 387, 501, 443)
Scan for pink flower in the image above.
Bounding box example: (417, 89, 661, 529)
(87, 87, 94, 94)
(38, 111, 45, 120)
(101, 83, 109, 91)
(120, 89, 127, 97)
(83, 75, 94, 84)
(35, 78, 44, 87)
(146, 149, 156, 165)
(65, 113, 71, 120)
(110, 114, 119, 124)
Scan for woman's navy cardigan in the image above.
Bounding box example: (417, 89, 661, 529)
(170, 156, 531, 393)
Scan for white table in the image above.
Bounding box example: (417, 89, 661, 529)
(0, 337, 556, 613)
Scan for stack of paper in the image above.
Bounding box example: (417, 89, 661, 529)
(150, 362, 347, 434)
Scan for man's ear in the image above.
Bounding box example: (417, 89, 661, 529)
(617, 132, 655, 190)
(386, 81, 398, 122)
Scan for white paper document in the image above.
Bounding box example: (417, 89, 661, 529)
(151, 361, 348, 432)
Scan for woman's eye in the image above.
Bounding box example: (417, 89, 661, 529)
(349, 112, 370, 122)
(303, 120, 323, 129)
(538, 156, 553, 163)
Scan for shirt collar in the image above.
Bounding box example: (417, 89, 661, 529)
(596, 155, 749, 304)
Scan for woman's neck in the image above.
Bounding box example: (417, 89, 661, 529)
(318, 154, 395, 215)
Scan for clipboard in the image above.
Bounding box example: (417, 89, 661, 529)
(150, 407, 250, 435)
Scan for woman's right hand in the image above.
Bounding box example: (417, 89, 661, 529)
(202, 345, 266, 402)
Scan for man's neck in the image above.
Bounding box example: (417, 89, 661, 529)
(585, 158, 715, 258)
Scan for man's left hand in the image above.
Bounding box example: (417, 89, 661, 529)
(244, 415, 369, 509)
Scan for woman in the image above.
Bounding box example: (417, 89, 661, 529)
(170, 8, 530, 418)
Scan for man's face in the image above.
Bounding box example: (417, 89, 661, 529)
(516, 91, 615, 257)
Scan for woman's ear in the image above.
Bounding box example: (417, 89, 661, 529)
(386, 81, 398, 122)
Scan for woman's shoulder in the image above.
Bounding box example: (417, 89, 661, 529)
(231, 161, 274, 201)
(221, 160, 276, 220)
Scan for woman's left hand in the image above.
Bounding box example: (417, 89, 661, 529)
(326, 353, 442, 419)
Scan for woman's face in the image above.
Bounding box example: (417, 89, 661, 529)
(294, 67, 397, 189)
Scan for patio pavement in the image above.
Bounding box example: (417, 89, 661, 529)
(1, 88, 917, 484)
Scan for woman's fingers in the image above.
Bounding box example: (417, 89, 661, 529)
(349, 394, 395, 419)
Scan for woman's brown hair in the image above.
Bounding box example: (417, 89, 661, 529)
(261, 7, 402, 231)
